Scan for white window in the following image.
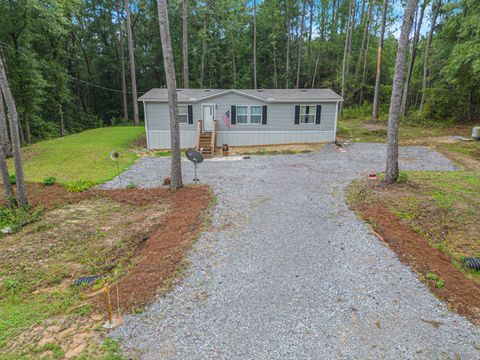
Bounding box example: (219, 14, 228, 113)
(300, 105, 316, 124)
(236, 105, 262, 124)
(237, 106, 248, 124)
(250, 106, 262, 124)
(178, 105, 188, 124)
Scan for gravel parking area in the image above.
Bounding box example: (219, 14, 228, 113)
(106, 143, 479, 359)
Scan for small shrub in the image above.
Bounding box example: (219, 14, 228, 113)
(42, 176, 57, 186)
(156, 151, 172, 157)
(397, 171, 408, 184)
(9, 174, 16, 185)
(0, 207, 41, 234)
(425, 272, 444, 288)
(126, 181, 136, 189)
(425, 273, 438, 281)
(64, 180, 95, 193)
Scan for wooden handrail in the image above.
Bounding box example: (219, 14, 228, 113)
(211, 120, 217, 154)
(196, 119, 202, 150)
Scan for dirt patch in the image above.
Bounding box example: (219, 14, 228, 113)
(225, 143, 325, 155)
(435, 145, 480, 172)
(349, 181, 480, 324)
(360, 121, 387, 131)
(0, 183, 212, 358)
(95, 186, 212, 312)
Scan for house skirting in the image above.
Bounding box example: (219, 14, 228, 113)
(146, 130, 335, 150)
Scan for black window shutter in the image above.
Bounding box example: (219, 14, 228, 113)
(262, 105, 267, 125)
(315, 105, 322, 124)
(294, 105, 300, 124)
(188, 105, 193, 124)
(231, 105, 236, 125)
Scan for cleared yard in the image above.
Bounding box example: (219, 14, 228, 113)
(0, 184, 211, 358)
(348, 171, 480, 323)
(107, 143, 479, 358)
(345, 119, 480, 324)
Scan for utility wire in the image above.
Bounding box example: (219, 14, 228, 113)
(67, 75, 147, 95)
(0, 40, 148, 95)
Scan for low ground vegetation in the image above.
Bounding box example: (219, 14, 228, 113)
(345, 116, 480, 323)
(0, 184, 211, 358)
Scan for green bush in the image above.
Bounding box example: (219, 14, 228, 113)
(0, 207, 41, 234)
(64, 180, 95, 193)
(126, 181, 136, 189)
(42, 176, 56, 186)
(9, 174, 16, 185)
(397, 171, 408, 184)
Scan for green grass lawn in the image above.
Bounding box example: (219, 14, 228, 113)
(8, 126, 144, 185)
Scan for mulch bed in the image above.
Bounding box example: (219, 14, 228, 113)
(353, 192, 480, 324)
(96, 185, 211, 312)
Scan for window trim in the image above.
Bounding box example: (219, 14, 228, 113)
(299, 105, 317, 124)
(235, 105, 263, 125)
(178, 105, 189, 124)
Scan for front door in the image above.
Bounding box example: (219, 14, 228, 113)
(202, 104, 215, 131)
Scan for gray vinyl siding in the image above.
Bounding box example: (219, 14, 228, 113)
(146, 103, 196, 131)
(144, 92, 338, 149)
(146, 93, 336, 132)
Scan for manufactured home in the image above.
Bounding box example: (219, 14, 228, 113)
(139, 88, 342, 154)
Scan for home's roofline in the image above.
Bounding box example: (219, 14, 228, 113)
(139, 88, 343, 103)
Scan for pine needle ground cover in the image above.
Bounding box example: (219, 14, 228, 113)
(8, 126, 145, 185)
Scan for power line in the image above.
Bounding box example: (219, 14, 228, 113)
(67, 75, 147, 95)
(0, 40, 147, 95)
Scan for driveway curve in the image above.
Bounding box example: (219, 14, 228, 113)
(106, 143, 479, 359)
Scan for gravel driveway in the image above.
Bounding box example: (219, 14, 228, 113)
(106, 143, 479, 359)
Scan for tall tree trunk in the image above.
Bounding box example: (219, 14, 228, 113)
(320, 0, 326, 41)
(200, 11, 208, 88)
(340, 0, 353, 114)
(295, 0, 307, 88)
(59, 104, 65, 137)
(400, 0, 426, 116)
(156, 0, 183, 191)
(0, 91, 14, 207)
(182, 0, 189, 88)
(312, 48, 321, 88)
(419, 0, 441, 112)
(285, 7, 291, 88)
(0, 92, 11, 157)
(125, 0, 139, 125)
(273, 40, 278, 89)
(24, 111, 31, 144)
(372, 0, 387, 120)
(307, 0, 314, 66)
(232, 42, 237, 87)
(331, 0, 338, 37)
(253, 0, 257, 89)
(117, 4, 128, 123)
(0, 49, 28, 207)
(347, 0, 356, 55)
(354, 0, 372, 87)
(386, 0, 418, 184)
(359, 7, 372, 104)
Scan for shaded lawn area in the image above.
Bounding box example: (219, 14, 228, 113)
(8, 126, 145, 185)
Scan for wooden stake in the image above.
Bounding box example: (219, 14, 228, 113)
(104, 283, 113, 325)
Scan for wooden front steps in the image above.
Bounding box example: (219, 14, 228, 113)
(198, 132, 213, 157)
